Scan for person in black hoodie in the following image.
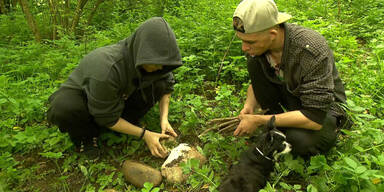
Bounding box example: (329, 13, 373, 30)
(47, 17, 182, 158)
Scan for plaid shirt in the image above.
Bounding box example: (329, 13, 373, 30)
(248, 23, 346, 122)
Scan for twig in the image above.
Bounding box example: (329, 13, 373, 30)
(207, 116, 238, 124)
(217, 119, 240, 128)
(200, 117, 240, 137)
(198, 127, 218, 137)
(218, 123, 238, 134)
(215, 32, 237, 85)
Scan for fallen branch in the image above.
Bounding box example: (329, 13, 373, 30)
(217, 119, 239, 129)
(201, 109, 269, 137)
(207, 116, 238, 124)
(199, 116, 240, 137)
(217, 123, 238, 134)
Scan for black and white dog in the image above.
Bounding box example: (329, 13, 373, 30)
(219, 116, 291, 192)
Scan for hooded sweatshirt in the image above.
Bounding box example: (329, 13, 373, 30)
(61, 17, 182, 127)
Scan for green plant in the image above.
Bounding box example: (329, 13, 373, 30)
(141, 182, 161, 192)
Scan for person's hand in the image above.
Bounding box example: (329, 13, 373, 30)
(143, 130, 170, 158)
(161, 120, 178, 137)
(240, 105, 254, 115)
(234, 114, 263, 136)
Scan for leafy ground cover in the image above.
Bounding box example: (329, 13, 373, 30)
(1, 0, 384, 191)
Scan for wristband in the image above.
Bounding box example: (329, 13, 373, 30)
(267, 115, 276, 129)
(139, 128, 146, 139)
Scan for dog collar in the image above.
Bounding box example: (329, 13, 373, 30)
(255, 147, 272, 161)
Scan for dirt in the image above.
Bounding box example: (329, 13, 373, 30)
(8, 128, 205, 192)
(13, 150, 84, 192)
(164, 150, 188, 168)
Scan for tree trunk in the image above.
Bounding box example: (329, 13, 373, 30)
(63, 0, 69, 32)
(12, 0, 17, 7)
(0, 0, 6, 14)
(19, 0, 41, 42)
(87, 0, 104, 25)
(71, 0, 88, 34)
(48, 0, 57, 40)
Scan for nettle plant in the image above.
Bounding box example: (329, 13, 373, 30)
(1, 0, 384, 191)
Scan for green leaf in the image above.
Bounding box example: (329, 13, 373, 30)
(284, 156, 305, 175)
(353, 145, 365, 152)
(308, 155, 329, 173)
(143, 182, 153, 189)
(344, 157, 358, 169)
(355, 166, 367, 174)
(39, 152, 62, 159)
(141, 182, 153, 192)
(279, 182, 292, 190)
(0, 98, 7, 105)
(190, 158, 200, 168)
(293, 184, 302, 190)
(307, 184, 319, 192)
(79, 165, 88, 176)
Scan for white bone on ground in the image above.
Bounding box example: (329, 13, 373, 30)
(162, 143, 191, 167)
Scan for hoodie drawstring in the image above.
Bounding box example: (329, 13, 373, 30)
(138, 78, 148, 103)
(151, 83, 155, 105)
(138, 78, 156, 105)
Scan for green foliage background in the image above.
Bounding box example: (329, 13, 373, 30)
(1, 0, 384, 191)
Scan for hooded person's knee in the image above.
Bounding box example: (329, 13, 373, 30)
(48, 96, 87, 123)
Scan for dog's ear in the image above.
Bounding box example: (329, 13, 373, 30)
(266, 116, 276, 131)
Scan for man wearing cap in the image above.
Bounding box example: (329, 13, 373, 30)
(232, 0, 348, 157)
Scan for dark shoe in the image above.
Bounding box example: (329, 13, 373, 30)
(78, 137, 100, 161)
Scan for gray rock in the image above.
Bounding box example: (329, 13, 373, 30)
(122, 160, 162, 188)
(161, 143, 206, 183)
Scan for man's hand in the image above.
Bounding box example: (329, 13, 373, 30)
(240, 105, 254, 115)
(161, 120, 178, 137)
(143, 131, 170, 158)
(234, 114, 264, 136)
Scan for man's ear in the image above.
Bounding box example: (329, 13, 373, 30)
(269, 28, 278, 41)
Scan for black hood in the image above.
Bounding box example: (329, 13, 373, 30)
(120, 17, 182, 103)
(127, 17, 182, 81)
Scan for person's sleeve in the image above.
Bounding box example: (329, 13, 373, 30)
(85, 78, 124, 127)
(298, 50, 335, 124)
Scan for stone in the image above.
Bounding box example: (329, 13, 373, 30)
(121, 160, 162, 188)
(103, 189, 118, 192)
(161, 143, 206, 183)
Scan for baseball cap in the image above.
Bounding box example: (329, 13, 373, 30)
(233, 0, 292, 33)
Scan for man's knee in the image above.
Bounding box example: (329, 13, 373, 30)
(285, 128, 336, 157)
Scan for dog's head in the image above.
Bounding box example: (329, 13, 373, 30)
(218, 116, 291, 192)
(255, 116, 291, 160)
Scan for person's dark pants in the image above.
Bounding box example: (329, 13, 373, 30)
(280, 112, 337, 158)
(47, 81, 169, 146)
(249, 61, 342, 158)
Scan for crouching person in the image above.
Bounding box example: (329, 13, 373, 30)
(47, 17, 182, 158)
(220, 0, 350, 191)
